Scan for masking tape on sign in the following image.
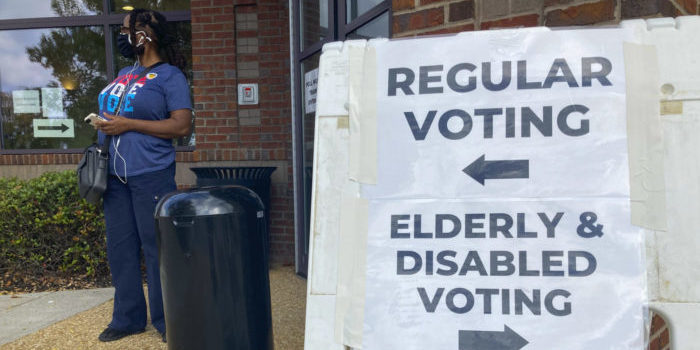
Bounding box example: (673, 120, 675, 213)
(334, 195, 368, 348)
(308, 41, 356, 296)
(337, 39, 381, 347)
(316, 41, 349, 117)
(623, 42, 667, 232)
(348, 41, 381, 184)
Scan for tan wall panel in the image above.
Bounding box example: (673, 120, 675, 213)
(0, 165, 76, 180)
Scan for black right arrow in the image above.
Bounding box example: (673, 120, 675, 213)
(462, 154, 529, 185)
(37, 124, 69, 133)
(459, 325, 528, 350)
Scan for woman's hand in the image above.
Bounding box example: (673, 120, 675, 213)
(94, 113, 132, 135)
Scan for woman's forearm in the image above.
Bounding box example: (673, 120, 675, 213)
(126, 116, 191, 139)
(97, 109, 192, 138)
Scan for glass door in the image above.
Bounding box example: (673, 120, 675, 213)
(292, 0, 390, 276)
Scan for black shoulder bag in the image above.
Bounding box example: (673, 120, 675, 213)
(77, 135, 112, 204)
(77, 63, 163, 203)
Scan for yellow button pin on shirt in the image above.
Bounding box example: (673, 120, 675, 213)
(146, 73, 158, 79)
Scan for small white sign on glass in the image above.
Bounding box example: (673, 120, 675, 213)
(12, 90, 40, 114)
(304, 68, 319, 114)
(41, 87, 65, 118)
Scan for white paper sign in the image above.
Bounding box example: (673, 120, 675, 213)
(305, 67, 319, 114)
(362, 28, 645, 350)
(363, 28, 631, 200)
(33, 118, 74, 138)
(41, 87, 65, 118)
(12, 90, 40, 114)
(364, 199, 645, 349)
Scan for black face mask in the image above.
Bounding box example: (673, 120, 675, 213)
(117, 34, 135, 59)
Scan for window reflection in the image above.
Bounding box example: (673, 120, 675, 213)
(300, 52, 320, 253)
(300, 0, 328, 51)
(346, 0, 383, 23)
(110, 0, 190, 13)
(0, 26, 107, 150)
(347, 12, 389, 40)
(0, 0, 193, 152)
(0, 0, 101, 20)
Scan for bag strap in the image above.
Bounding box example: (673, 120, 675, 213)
(99, 61, 165, 151)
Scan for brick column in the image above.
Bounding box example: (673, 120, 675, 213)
(189, 0, 294, 265)
(256, 1, 295, 264)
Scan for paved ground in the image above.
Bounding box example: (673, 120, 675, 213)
(0, 266, 306, 350)
(0, 288, 114, 346)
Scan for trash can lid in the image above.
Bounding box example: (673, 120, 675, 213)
(155, 185, 262, 218)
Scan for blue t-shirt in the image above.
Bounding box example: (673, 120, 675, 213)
(97, 63, 191, 176)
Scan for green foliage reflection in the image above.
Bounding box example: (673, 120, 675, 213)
(111, 0, 190, 13)
(1, 25, 106, 150)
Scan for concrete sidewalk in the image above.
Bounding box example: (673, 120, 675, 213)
(0, 288, 114, 346)
(0, 266, 305, 350)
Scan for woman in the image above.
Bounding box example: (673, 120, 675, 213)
(93, 8, 191, 343)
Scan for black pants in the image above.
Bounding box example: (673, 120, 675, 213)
(103, 163, 176, 333)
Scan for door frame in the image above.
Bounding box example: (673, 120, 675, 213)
(291, 0, 391, 276)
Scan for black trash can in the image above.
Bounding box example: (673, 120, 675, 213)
(155, 186, 273, 350)
(190, 167, 276, 257)
(189, 167, 276, 220)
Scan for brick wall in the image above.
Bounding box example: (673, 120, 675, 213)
(391, 0, 686, 346)
(256, 1, 295, 265)
(0, 154, 81, 167)
(182, 0, 295, 265)
(392, 0, 698, 36)
(648, 311, 670, 350)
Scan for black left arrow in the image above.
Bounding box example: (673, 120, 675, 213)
(462, 154, 529, 185)
(459, 325, 529, 350)
(38, 124, 69, 133)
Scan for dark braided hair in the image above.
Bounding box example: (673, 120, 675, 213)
(128, 8, 187, 71)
